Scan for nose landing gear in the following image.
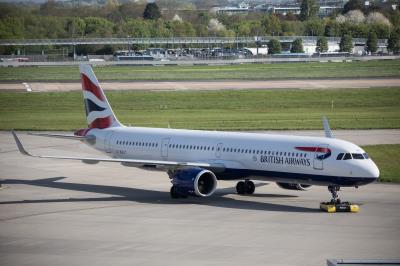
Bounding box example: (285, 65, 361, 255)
(320, 185, 359, 213)
(328, 185, 341, 204)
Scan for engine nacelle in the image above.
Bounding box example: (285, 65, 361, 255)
(276, 182, 312, 191)
(171, 168, 218, 197)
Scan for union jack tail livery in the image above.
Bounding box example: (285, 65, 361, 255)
(79, 64, 121, 129)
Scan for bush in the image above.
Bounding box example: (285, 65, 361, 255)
(290, 38, 304, 53)
(316, 36, 328, 52)
(268, 38, 282, 54)
(366, 31, 378, 53)
(339, 34, 353, 52)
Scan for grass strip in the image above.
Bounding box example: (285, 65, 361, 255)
(0, 88, 399, 131)
(0, 60, 399, 81)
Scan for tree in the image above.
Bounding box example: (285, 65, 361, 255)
(84, 17, 115, 37)
(304, 19, 325, 36)
(143, 2, 161, 20)
(267, 39, 281, 54)
(262, 14, 281, 35)
(300, 0, 319, 21)
(366, 31, 378, 53)
(316, 36, 328, 52)
(345, 10, 365, 24)
(66, 18, 85, 38)
(339, 34, 353, 52)
(387, 29, 400, 54)
(343, 0, 364, 14)
(365, 12, 391, 26)
(290, 38, 304, 53)
(324, 20, 341, 37)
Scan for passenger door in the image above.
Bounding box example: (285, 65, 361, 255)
(161, 138, 170, 159)
(215, 143, 223, 158)
(313, 144, 329, 170)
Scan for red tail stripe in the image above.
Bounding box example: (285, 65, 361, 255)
(89, 116, 112, 129)
(81, 74, 105, 101)
(295, 146, 331, 153)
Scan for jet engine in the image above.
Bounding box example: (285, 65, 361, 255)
(276, 182, 312, 191)
(170, 168, 218, 198)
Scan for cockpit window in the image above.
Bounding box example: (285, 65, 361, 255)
(343, 153, 352, 160)
(336, 153, 344, 160)
(363, 153, 369, 159)
(352, 153, 364, 159)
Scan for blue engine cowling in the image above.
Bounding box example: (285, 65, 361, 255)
(171, 168, 218, 197)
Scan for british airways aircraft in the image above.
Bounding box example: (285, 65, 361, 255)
(12, 64, 379, 203)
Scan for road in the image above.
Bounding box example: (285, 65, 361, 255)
(1, 78, 400, 92)
(0, 132, 399, 266)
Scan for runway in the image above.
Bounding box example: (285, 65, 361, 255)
(1, 78, 400, 92)
(1, 132, 399, 266)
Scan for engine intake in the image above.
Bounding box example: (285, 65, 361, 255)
(171, 168, 218, 197)
(276, 182, 312, 191)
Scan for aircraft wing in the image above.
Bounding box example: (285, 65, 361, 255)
(12, 130, 224, 170)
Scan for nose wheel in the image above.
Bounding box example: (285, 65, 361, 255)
(321, 185, 359, 213)
(236, 179, 255, 195)
(328, 185, 341, 204)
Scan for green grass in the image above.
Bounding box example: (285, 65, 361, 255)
(363, 144, 400, 183)
(0, 87, 399, 131)
(1, 60, 400, 81)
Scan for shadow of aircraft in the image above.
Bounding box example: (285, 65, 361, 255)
(1, 177, 318, 213)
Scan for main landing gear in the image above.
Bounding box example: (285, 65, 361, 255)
(236, 179, 255, 195)
(320, 185, 359, 213)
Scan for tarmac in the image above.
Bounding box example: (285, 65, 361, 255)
(1, 132, 399, 266)
(1, 78, 400, 92)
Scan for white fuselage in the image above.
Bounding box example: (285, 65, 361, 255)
(85, 126, 379, 187)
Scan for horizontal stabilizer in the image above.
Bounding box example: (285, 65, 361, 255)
(28, 132, 85, 140)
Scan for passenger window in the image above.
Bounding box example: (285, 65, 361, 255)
(343, 153, 352, 160)
(336, 153, 344, 160)
(352, 153, 364, 160)
(363, 153, 369, 159)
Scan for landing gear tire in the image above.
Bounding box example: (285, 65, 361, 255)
(245, 180, 255, 194)
(236, 180, 255, 195)
(236, 181, 246, 195)
(170, 186, 187, 199)
(170, 186, 180, 199)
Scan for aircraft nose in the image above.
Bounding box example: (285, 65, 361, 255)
(365, 161, 380, 180)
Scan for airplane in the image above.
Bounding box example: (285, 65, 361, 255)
(11, 64, 380, 204)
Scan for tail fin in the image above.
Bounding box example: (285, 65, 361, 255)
(79, 64, 121, 129)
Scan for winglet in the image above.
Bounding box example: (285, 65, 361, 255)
(322, 116, 334, 138)
(11, 130, 32, 156)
